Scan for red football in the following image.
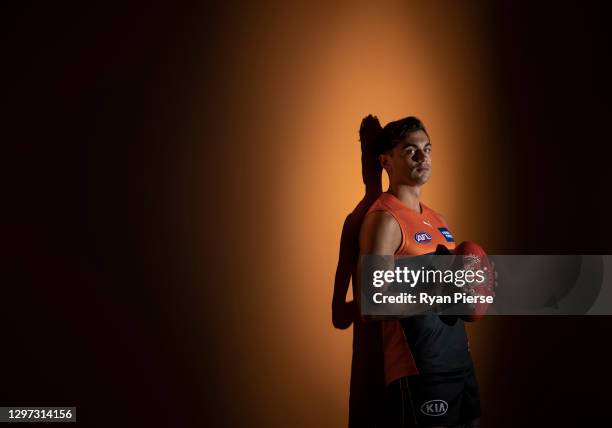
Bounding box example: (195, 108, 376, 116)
(453, 241, 494, 321)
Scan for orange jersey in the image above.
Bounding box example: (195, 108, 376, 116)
(365, 192, 456, 385)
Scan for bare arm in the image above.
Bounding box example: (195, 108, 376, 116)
(360, 211, 401, 255)
(356, 211, 399, 321)
(357, 211, 438, 320)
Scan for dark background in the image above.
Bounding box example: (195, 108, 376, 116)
(5, 2, 612, 427)
(482, 2, 612, 426)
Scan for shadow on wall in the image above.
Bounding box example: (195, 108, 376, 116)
(331, 114, 387, 428)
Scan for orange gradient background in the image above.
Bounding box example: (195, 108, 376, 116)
(182, 2, 505, 426)
(9, 1, 612, 427)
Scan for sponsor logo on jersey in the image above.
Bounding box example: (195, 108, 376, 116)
(438, 227, 454, 243)
(420, 399, 448, 416)
(414, 231, 432, 244)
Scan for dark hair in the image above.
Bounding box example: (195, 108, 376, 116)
(377, 116, 429, 155)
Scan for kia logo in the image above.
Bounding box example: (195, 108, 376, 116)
(420, 399, 448, 416)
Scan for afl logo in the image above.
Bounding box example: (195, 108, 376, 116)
(414, 231, 432, 244)
(420, 399, 448, 416)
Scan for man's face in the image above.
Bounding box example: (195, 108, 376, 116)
(380, 130, 432, 186)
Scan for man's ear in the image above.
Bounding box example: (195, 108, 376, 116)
(379, 153, 391, 173)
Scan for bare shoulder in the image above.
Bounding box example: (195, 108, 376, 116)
(359, 210, 402, 255)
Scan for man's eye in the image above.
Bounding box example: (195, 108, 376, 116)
(425, 148, 432, 154)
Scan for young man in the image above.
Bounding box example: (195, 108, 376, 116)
(358, 117, 481, 428)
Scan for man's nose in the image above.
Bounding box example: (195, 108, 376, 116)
(413, 149, 428, 162)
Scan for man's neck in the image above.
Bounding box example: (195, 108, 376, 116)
(388, 183, 422, 213)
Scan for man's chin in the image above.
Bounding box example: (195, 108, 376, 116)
(413, 173, 430, 185)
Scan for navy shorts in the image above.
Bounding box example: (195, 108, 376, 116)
(382, 365, 481, 427)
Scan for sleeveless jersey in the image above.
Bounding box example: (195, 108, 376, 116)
(365, 192, 470, 385)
